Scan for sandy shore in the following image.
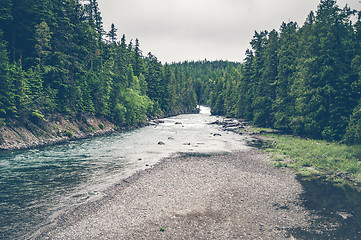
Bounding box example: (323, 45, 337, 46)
(32, 149, 311, 239)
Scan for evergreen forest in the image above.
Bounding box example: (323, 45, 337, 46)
(1, 0, 361, 145)
(183, 0, 361, 144)
(0, 0, 198, 130)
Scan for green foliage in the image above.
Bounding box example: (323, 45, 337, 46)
(34, 21, 52, 66)
(112, 103, 126, 125)
(263, 132, 361, 183)
(0, 0, 12, 23)
(63, 130, 74, 138)
(98, 122, 104, 129)
(0, 30, 8, 68)
(107, 23, 117, 43)
(1, 0, 359, 147)
(169, 60, 241, 115)
(30, 110, 45, 124)
(0, 0, 199, 131)
(344, 100, 361, 144)
(200, 0, 361, 143)
(0, 118, 5, 128)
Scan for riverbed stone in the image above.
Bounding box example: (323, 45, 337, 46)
(31, 150, 312, 239)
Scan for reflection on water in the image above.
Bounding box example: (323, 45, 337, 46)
(289, 176, 361, 239)
(0, 106, 250, 239)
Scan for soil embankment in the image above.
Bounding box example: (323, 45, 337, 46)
(0, 115, 116, 150)
(0, 109, 199, 151)
(32, 150, 312, 239)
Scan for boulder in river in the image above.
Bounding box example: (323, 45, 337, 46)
(208, 120, 221, 125)
(148, 119, 165, 125)
(223, 122, 241, 128)
(158, 141, 165, 145)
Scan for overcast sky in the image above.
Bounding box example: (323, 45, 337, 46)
(97, 0, 360, 63)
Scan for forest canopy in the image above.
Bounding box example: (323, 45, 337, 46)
(0, 0, 360, 145)
(0, 0, 198, 129)
(197, 0, 361, 144)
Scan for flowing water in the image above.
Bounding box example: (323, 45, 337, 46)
(2, 106, 361, 239)
(0, 106, 250, 239)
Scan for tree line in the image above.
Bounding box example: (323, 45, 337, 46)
(180, 0, 361, 144)
(1, 0, 360, 145)
(0, 0, 198, 129)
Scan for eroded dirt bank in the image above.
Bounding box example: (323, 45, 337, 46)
(31, 149, 312, 239)
(0, 114, 117, 150)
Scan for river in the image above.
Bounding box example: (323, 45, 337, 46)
(0, 106, 250, 239)
(1, 106, 361, 239)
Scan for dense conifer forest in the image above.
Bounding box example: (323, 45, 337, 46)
(0, 0, 360, 145)
(176, 0, 361, 144)
(0, 0, 198, 130)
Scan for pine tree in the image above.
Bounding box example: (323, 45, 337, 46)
(133, 38, 144, 77)
(85, 0, 104, 37)
(292, 0, 357, 139)
(344, 11, 361, 144)
(249, 31, 269, 126)
(0, 30, 8, 68)
(107, 23, 117, 43)
(0, 0, 12, 30)
(274, 21, 298, 130)
(145, 52, 162, 103)
(237, 49, 254, 120)
(34, 21, 52, 66)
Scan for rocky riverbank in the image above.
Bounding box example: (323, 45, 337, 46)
(0, 114, 117, 150)
(208, 118, 280, 136)
(31, 150, 313, 239)
(0, 108, 200, 151)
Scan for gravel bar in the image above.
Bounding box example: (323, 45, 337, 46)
(31, 149, 311, 239)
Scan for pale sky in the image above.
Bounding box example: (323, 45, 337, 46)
(97, 0, 360, 63)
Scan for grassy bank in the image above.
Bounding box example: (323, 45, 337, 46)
(251, 128, 361, 185)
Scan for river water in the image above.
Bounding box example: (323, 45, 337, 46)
(2, 106, 361, 239)
(0, 106, 250, 239)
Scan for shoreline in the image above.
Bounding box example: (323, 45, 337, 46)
(212, 118, 361, 187)
(0, 109, 200, 151)
(30, 149, 313, 239)
(0, 114, 118, 151)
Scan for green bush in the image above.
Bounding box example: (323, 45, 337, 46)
(30, 110, 45, 123)
(63, 130, 74, 138)
(0, 118, 6, 128)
